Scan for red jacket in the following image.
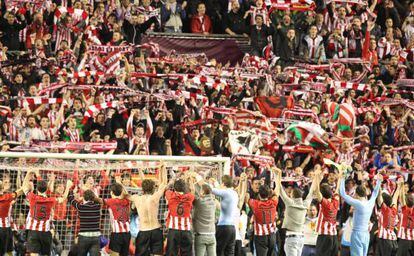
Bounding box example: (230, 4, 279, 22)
(190, 15, 212, 34)
(362, 30, 378, 67)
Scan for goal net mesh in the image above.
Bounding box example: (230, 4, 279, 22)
(0, 153, 228, 253)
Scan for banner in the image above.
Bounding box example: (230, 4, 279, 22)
(32, 140, 117, 152)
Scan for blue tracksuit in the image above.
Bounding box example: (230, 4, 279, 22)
(339, 178, 381, 256)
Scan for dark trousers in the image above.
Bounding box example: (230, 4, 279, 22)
(315, 234, 339, 256)
(397, 239, 414, 256)
(254, 233, 276, 256)
(216, 225, 236, 256)
(166, 229, 193, 256)
(78, 235, 100, 256)
(235, 240, 246, 256)
(376, 238, 398, 256)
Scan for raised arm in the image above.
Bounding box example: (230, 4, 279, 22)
(369, 174, 383, 205)
(157, 161, 166, 186)
(392, 183, 400, 207)
(399, 177, 406, 206)
(68, 191, 81, 210)
(339, 177, 362, 207)
(22, 169, 38, 193)
(151, 163, 169, 200)
(304, 169, 320, 207)
(313, 168, 324, 202)
(335, 169, 342, 195)
(272, 167, 282, 199)
(57, 180, 73, 203)
(238, 173, 248, 209)
(278, 174, 294, 206)
(393, 178, 403, 206)
(376, 186, 383, 206)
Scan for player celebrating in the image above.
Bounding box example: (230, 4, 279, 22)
(105, 182, 131, 256)
(130, 163, 168, 256)
(0, 180, 24, 256)
(248, 167, 281, 256)
(339, 171, 382, 256)
(314, 167, 341, 256)
(24, 169, 72, 256)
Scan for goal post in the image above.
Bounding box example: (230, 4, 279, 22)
(0, 152, 231, 252)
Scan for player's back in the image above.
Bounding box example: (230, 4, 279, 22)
(136, 194, 162, 231)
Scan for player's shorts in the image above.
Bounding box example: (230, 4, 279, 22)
(27, 230, 52, 255)
(0, 227, 13, 255)
(110, 232, 131, 256)
(135, 228, 163, 256)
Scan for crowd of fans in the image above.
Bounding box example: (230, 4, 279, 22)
(0, 0, 413, 255)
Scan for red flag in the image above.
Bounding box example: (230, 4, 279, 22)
(254, 96, 294, 118)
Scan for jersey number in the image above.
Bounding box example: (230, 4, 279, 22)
(176, 203, 184, 216)
(33, 205, 47, 221)
(116, 206, 129, 222)
(262, 210, 272, 224)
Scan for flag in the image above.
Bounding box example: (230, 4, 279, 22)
(326, 102, 355, 138)
(285, 122, 336, 151)
(255, 96, 294, 118)
(228, 130, 260, 155)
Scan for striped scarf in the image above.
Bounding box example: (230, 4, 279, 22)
(82, 101, 119, 124)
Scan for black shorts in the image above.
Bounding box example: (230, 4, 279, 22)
(110, 232, 131, 256)
(376, 238, 398, 256)
(166, 229, 192, 256)
(254, 233, 276, 256)
(316, 234, 339, 256)
(0, 227, 13, 254)
(397, 239, 414, 256)
(135, 228, 163, 256)
(27, 230, 52, 255)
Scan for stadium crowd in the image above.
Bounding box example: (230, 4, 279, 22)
(0, 0, 413, 255)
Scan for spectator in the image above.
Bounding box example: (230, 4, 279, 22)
(224, 1, 248, 36)
(191, 3, 213, 34)
(250, 15, 274, 57)
(0, 12, 26, 51)
(161, 0, 186, 33)
(122, 14, 158, 44)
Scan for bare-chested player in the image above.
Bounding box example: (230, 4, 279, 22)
(130, 163, 168, 256)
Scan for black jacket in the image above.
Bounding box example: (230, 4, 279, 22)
(223, 10, 248, 35)
(250, 25, 274, 53)
(0, 17, 26, 51)
(122, 17, 157, 45)
(276, 29, 300, 68)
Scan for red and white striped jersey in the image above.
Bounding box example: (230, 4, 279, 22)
(41, 128, 55, 141)
(377, 204, 398, 240)
(26, 192, 56, 232)
(0, 193, 16, 228)
(63, 127, 81, 142)
(105, 198, 131, 233)
(377, 37, 393, 60)
(165, 190, 195, 231)
(249, 198, 278, 236)
(316, 196, 339, 235)
(8, 116, 26, 141)
(398, 205, 414, 240)
(331, 15, 351, 35)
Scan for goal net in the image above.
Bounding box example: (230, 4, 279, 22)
(0, 152, 230, 253)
